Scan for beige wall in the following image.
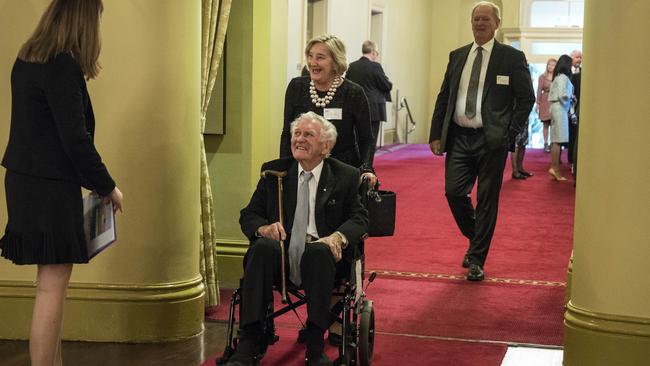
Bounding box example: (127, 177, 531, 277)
(0, 0, 203, 341)
(327, 0, 371, 64)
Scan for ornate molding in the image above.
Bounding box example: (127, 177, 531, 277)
(0, 276, 205, 303)
(566, 301, 650, 337)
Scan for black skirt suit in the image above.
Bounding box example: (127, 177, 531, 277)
(280, 76, 374, 172)
(0, 53, 115, 264)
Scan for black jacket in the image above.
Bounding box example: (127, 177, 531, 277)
(240, 157, 368, 263)
(429, 41, 535, 152)
(346, 57, 393, 122)
(281, 76, 374, 172)
(2, 53, 114, 195)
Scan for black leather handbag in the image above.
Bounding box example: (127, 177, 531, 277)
(365, 188, 396, 237)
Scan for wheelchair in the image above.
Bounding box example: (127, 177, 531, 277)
(217, 177, 381, 366)
(216, 236, 376, 366)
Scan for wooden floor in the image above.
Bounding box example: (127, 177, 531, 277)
(0, 319, 228, 366)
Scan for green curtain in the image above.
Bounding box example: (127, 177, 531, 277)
(200, 0, 232, 308)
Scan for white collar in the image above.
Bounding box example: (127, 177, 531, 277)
(298, 160, 324, 182)
(472, 38, 495, 53)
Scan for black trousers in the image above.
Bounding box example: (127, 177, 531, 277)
(240, 238, 347, 331)
(444, 125, 508, 266)
(371, 120, 381, 147)
(568, 122, 578, 164)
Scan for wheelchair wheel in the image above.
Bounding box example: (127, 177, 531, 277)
(358, 300, 375, 366)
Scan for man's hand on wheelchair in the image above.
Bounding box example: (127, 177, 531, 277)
(317, 234, 343, 263)
(257, 222, 286, 241)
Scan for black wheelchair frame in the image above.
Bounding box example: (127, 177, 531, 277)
(216, 241, 376, 366)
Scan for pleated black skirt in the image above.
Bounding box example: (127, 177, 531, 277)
(0, 170, 89, 265)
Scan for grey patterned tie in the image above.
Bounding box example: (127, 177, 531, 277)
(288, 171, 312, 286)
(465, 46, 483, 119)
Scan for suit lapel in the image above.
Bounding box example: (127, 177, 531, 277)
(283, 161, 298, 231)
(315, 160, 335, 233)
(451, 45, 473, 99)
(482, 41, 503, 102)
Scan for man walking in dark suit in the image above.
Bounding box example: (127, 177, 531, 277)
(429, 1, 535, 281)
(227, 112, 368, 366)
(346, 40, 393, 153)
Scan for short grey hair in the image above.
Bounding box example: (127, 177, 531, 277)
(472, 1, 501, 23)
(570, 49, 582, 57)
(361, 40, 376, 55)
(290, 112, 338, 155)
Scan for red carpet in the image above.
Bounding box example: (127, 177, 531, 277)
(369, 145, 574, 282)
(205, 145, 573, 365)
(202, 328, 507, 366)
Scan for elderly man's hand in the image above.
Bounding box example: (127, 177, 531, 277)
(317, 234, 343, 262)
(430, 140, 443, 156)
(257, 222, 286, 241)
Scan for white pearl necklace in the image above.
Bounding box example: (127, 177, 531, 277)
(309, 76, 342, 108)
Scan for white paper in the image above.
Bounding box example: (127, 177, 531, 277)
(83, 193, 117, 259)
(323, 108, 343, 120)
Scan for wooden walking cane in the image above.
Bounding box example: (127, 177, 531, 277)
(261, 170, 289, 303)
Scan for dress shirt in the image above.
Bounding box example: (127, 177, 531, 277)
(454, 38, 495, 128)
(297, 160, 323, 239)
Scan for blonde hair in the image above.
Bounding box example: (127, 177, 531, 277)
(18, 0, 104, 79)
(304, 34, 348, 76)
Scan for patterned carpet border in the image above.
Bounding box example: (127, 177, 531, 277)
(368, 269, 566, 287)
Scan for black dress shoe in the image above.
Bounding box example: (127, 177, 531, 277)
(467, 264, 484, 281)
(519, 170, 533, 177)
(462, 255, 470, 268)
(305, 352, 333, 366)
(327, 331, 342, 346)
(512, 172, 527, 180)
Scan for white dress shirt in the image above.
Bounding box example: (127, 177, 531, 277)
(297, 161, 323, 239)
(454, 38, 495, 128)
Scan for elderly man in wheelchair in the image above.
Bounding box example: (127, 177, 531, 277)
(224, 112, 369, 366)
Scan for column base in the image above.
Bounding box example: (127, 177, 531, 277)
(564, 301, 650, 365)
(0, 276, 204, 342)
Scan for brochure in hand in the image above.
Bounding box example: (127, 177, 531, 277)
(83, 193, 117, 259)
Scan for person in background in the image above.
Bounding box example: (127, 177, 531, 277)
(0, 1, 123, 365)
(281, 34, 377, 188)
(345, 40, 393, 160)
(568, 50, 582, 174)
(547, 54, 574, 181)
(428, 1, 535, 281)
(537, 58, 556, 153)
(510, 119, 533, 180)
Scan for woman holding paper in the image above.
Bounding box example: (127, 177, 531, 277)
(0, 0, 122, 364)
